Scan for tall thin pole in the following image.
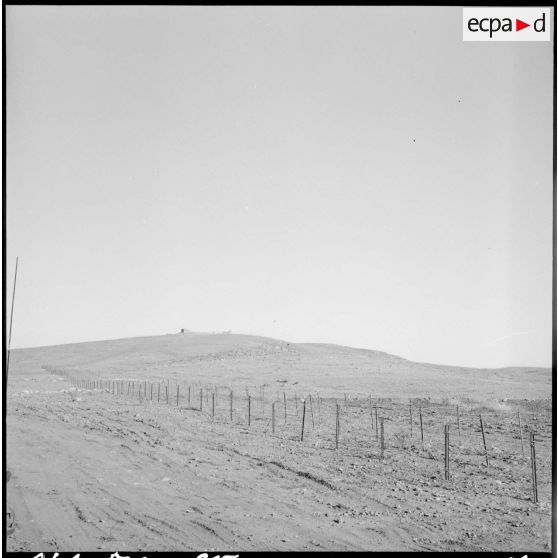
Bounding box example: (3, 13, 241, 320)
(530, 431, 538, 503)
(479, 414, 489, 468)
(380, 418, 385, 460)
(335, 403, 340, 449)
(444, 424, 450, 480)
(518, 409, 525, 457)
(456, 405, 461, 445)
(300, 399, 306, 441)
(5, 257, 19, 382)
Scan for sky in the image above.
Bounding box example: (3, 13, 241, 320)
(5, 6, 554, 368)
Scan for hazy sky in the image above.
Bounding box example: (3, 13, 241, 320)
(6, 6, 554, 368)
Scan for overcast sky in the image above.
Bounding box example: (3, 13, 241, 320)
(6, 6, 554, 368)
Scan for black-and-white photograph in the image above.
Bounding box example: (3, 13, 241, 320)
(5, 5, 554, 553)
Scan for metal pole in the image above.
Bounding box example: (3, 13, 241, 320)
(380, 418, 385, 459)
(530, 431, 538, 503)
(300, 399, 306, 441)
(456, 405, 461, 445)
(444, 424, 450, 480)
(479, 415, 489, 468)
(518, 409, 525, 457)
(335, 403, 340, 449)
(308, 395, 314, 428)
(5, 257, 19, 382)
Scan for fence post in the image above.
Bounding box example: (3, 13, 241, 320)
(248, 395, 251, 426)
(444, 424, 450, 480)
(284, 392, 287, 423)
(200, 388, 203, 411)
(369, 395, 374, 432)
(380, 418, 385, 459)
(300, 399, 306, 441)
(375, 405, 379, 442)
(456, 405, 461, 445)
(419, 406, 424, 443)
(308, 395, 315, 428)
(530, 431, 538, 503)
(479, 414, 489, 467)
(409, 400, 413, 437)
(212, 392, 215, 417)
(272, 401, 276, 434)
(188, 385, 191, 406)
(335, 403, 340, 449)
(176, 384, 180, 406)
(518, 409, 525, 457)
(230, 390, 233, 421)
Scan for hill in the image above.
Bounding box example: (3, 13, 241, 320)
(10, 331, 551, 402)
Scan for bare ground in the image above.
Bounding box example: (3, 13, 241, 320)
(6, 332, 553, 551)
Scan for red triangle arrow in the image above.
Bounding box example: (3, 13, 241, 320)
(516, 19, 530, 31)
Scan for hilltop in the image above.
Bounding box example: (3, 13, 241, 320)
(10, 331, 551, 402)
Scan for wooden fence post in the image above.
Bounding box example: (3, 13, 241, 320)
(419, 406, 424, 443)
(272, 401, 276, 434)
(188, 385, 191, 406)
(375, 405, 379, 442)
(308, 395, 315, 428)
(456, 405, 461, 445)
(380, 418, 385, 459)
(479, 414, 489, 467)
(518, 409, 525, 457)
(284, 392, 287, 423)
(409, 400, 413, 437)
(444, 424, 450, 480)
(530, 431, 538, 503)
(335, 403, 340, 449)
(176, 384, 180, 406)
(369, 395, 374, 431)
(199, 388, 203, 411)
(230, 390, 233, 421)
(212, 392, 215, 417)
(300, 399, 306, 441)
(248, 395, 251, 427)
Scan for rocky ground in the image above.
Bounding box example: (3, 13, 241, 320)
(6, 332, 553, 552)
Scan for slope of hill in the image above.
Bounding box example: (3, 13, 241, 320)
(6, 332, 552, 552)
(9, 331, 551, 402)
